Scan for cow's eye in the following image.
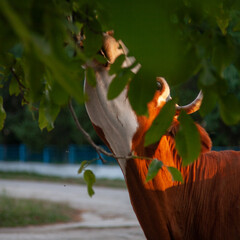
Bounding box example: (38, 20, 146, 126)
(157, 81, 162, 91)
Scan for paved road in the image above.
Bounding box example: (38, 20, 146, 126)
(0, 180, 145, 240)
(0, 162, 124, 179)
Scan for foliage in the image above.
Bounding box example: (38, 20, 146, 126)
(145, 159, 164, 182)
(78, 160, 95, 196)
(0, 0, 240, 194)
(166, 167, 184, 183)
(83, 169, 96, 197)
(0, 192, 78, 227)
(176, 64, 240, 146)
(145, 159, 184, 183)
(103, 0, 240, 115)
(0, 97, 6, 130)
(0, 0, 96, 130)
(175, 111, 201, 166)
(144, 99, 176, 146)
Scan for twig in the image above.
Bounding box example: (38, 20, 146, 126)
(10, 67, 32, 107)
(69, 100, 111, 163)
(10, 67, 26, 90)
(68, 99, 154, 162)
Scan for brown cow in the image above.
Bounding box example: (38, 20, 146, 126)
(84, 33, 240, 240)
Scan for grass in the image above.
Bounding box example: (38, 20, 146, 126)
(0, 171, 126, 189)
(0, 170, 126, 228)
(0, 193, 80, 227)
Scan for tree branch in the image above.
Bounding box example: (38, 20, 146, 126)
(10, 67, 38, 109)
(10, 67, 26, 90)
(69, 100, 114, 163)
(68, 99, 150, 162)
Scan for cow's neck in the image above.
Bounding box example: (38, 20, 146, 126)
(125, 121, 214, 239)
(125, 134, 184, 239)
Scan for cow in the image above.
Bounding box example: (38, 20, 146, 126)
(84, 32, 240, 240)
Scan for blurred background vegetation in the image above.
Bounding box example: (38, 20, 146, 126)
(175, 64, 240, 146)
(0, 84, 100, 151)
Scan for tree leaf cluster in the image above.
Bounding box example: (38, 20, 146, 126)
(78, 160, 96, 197)
(0, 0, 107, 130)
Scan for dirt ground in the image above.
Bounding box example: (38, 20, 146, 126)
(0, 179, 145, 240)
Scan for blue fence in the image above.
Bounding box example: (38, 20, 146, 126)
(212, 146, 240, 151)
(0, 144, 239, 165)
(0, 144, 116, 165)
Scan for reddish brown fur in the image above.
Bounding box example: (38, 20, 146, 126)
(125, 93, 240, 240)
(89, 83, 240, 239)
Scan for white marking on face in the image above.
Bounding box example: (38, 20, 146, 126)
(84, 40, 142, 176)
(84, 70, 139, 176)
(157, 96, 167, 107)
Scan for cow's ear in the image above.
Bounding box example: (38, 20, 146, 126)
(195, 123, 212, 153)
(102, 33, 123, 64)
(106, 30, 114, 36)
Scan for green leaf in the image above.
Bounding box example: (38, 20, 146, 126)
(94, 54, 108, 65)
(9, 77, 20, 96)
(212, 40, 234, 73)
(83, 26, 102, 57)
(107, 68, 133, 100)
(219, 94, 240, 125)
(167, 166, 184, 183)
(86, 67, 96, 87)
(199, 63, 216, 86)
(101, 0, 199, 85)
(128, 71, 156, 115)
(38, 91, 61, 131)
(145, 99, 176, 146)
(0, 96, 6, 130)
(23, 52, 44, 102)
(145, 159, 163, 182)
(83, 169, 96, 197)
(109, 54, 125, 75)
(216, 8, 230, 36)
(199, 89, 217, 116)
(0, 0, 31, 45)
(233, 21, 240, 32)
(175, 111, 201, 166)
(42, 55, 86, 104)
(49, 81, 69, 106)
(78, 160, 89, 174)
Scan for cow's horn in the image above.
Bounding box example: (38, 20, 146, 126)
(156, 77, 171, 101)
(175, 90, 203, 115)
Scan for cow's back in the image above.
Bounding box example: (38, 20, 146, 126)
(181, 150, 240, 240)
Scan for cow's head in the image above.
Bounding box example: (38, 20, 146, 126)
(100, 32, 203, 117)
(85, 32, 204, 171)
